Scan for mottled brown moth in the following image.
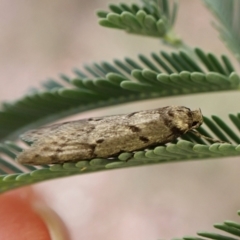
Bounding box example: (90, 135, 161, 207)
(16, 106, 222, 165)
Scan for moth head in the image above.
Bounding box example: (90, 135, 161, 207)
(189, 108, 203, 130)
(167, 106, 202, 134)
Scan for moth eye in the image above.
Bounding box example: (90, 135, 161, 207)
(191, 121, 199, 127)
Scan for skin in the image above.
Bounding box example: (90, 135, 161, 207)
(17, 106, 203, 165)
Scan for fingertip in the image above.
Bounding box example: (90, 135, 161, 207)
(0, 187, 69, 240)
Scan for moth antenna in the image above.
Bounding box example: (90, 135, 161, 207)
(190, 130, 230, 144)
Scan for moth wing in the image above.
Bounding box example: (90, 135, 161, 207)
(20, 120, 85, 143)
(20, 119, 92, 143)
(18, 119, 97, 164)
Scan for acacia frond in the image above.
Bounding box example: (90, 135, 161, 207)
(178, 210, 240, 240)
(0, 111, 240, 193)
(203, 0, 240, 61)
(96, 0, 181, 46)
(0, 49, 238, 142)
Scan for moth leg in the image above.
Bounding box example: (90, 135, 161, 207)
(190, 130, 230, 144)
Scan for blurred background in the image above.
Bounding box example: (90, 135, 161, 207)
(0, 0, 240, 239)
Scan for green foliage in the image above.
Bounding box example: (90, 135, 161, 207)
(177, 211, 240, 240)
(0, 139, 240, 193)
(97, 0, 181, 46)
(1, 49, 239, 142)
(0, 0, 240, 238)
(0, 110, 240, 193)
(203, 0, 240, 61)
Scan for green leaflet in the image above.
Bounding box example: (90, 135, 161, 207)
(0, 1, 240, 238)
(0, 108, 240, 193)
(179, 210, 240, 240)
(202, 0, 240, 61)
(97, 0, 181, 46)
(0, 139, 240, 193)
(0, 49, 239, 142)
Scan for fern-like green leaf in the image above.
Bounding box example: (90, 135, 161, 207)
(0, 111, 240, 193)
(178, 211, 240, 240)
(0, 49, 239, 142)
(96, 0, 181, 46)
(202, 0, 240, 61)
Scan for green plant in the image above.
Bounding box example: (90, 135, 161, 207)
(0, 0, 240, 239)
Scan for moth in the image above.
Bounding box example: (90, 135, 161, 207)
(16, 106, 221, 165)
